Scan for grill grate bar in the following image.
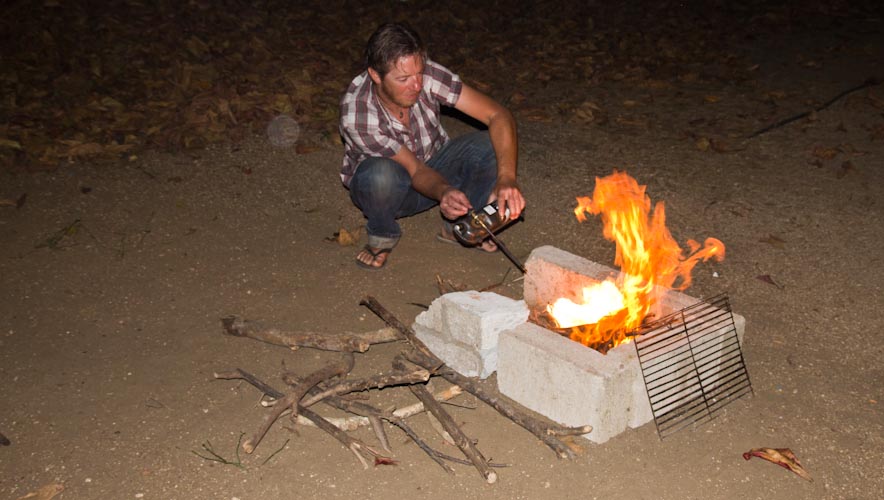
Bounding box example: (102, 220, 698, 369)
(634, 293, 753, 439)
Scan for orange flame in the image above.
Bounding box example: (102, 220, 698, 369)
(548, 171, 725, 350)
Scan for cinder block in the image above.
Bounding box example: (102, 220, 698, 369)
(506, 245, 747, 442)
(415, 291, 528, 351)
(524, 245, 745, 343)
(412, 291, 523, 379)
(497, 322, 649, 444)
(414, 324, 493, 378)
(524, 246, 617, 313)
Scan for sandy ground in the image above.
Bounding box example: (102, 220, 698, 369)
(2, 11, 884, 500)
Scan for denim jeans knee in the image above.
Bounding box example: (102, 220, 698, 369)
(348, 157, 413, 248)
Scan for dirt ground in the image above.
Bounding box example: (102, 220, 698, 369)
(2, 3, 884, 500)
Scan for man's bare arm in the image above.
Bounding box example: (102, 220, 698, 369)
(453, 84, 525, 219)
(390, 147, 472, 219)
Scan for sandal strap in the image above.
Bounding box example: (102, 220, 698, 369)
(363, 245, 392, 258)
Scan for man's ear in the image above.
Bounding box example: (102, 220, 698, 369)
(367, 67, 382, 85)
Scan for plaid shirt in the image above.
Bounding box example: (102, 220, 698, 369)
(339, 59, 463, 187)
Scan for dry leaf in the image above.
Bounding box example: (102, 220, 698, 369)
(759, 234, 785, 248)
(811, 146, 839, 160)
(16, 483, 65, 500)
(695, 136, 711, 151)
(0, 138, 23, 150)
(615, 116, 649, 128)
(374, 456, 399, 466)
(743, 447, 812, 482)
(508, 91, 527, 105)
(295, 143, 320, 155)
(325, 227, 361, 246)
(704, 95, 721, 103)
(756, 274, 784, 289)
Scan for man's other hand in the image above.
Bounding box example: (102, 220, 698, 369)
(440, 187, 472, 220)
(494, 179, 525, 221)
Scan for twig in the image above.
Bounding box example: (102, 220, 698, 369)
(36, 219, 82, 250)
(191, 433, 246, 469)
(747, 78, 880, 138)
(299, 406, 394, 469)
(479, 268, 512, 292)
(221, 315, 402, 352)
(261, 438, 290, 465)
(300, 367, 431, 407)
(409, 383, 497, 484)
(215, 369, 463, 431)
(360, 295, 588, 459)
(360, 296, 444, 369)
(242, 353, 354, 454)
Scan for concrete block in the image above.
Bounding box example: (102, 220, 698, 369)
(413, 323, 497, 379)
(497, 322, 651, 444)
(524, 245, 745, 342)
(415, 291, 528, 351)
(524, 245, 618, 312)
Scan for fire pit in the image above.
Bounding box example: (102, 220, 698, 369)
(413, 246, 746, 444)
(498, 245, 746, 443)
(415, 172, 749, 444)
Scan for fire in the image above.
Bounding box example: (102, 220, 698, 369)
(548, 171, 725, 351)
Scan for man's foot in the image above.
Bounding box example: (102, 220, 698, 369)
(436, 230, 498, 253)
(355, 245, 392, 270)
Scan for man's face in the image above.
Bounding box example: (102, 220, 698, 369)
(369, 54, 424, 109)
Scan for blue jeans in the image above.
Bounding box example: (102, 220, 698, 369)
(349, 131, 498, 249)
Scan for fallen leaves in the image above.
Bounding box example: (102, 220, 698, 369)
(16, 483, 65, 500)
(756, 274, 784, 290)
(326, 227, 362, 246)
(811, 145, 840, 160)
(743, 447, 812, 482)
(759, 234, 786, 248)
(0, 193, 27, 208)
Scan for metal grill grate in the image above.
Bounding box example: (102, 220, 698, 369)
(633, 293, 753, 439)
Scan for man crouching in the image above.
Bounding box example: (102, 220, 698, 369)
(339, 22, 525, 270)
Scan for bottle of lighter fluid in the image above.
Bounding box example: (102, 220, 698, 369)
(452, 201, 514, 246)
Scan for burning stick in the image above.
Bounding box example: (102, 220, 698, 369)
(221, 315, 402, 353)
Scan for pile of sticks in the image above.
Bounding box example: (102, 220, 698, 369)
(215, 295, 592, 483)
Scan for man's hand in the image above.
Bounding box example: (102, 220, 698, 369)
(439, 187, 472, 220)
(493, 178, 526, 221)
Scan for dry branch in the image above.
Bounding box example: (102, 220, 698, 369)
(221, 315, 402, 352)
(215, 368, 468, 472)
(360, 296, 442, 368)
(409, 383, 497, 483)
(300, 367, 431, 407)
(747, 78, 880, 138)
(242, 353, 354, 454)
(214, 369, 463, 431)
(299, 406, 394, 468)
